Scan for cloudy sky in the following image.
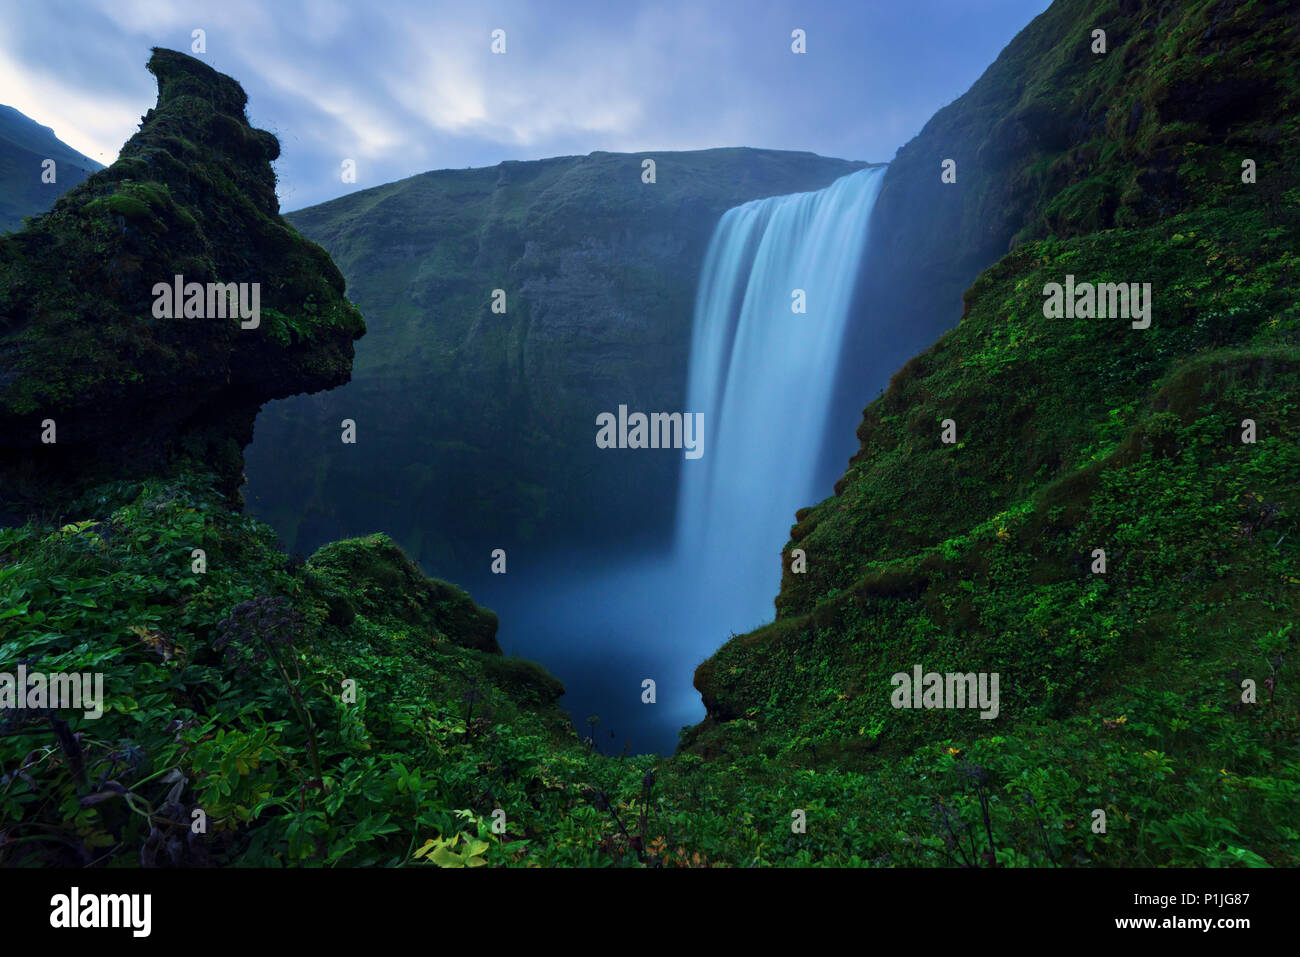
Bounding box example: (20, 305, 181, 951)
(1, 0, 1050, 210)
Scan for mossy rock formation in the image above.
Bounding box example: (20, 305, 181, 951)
(0, 49, 365, 514)
(307, 533, 502, 654)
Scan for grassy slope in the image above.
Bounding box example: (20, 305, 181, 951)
(0, 477, 586, 866)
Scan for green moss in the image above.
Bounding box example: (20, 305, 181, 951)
(0, 48, 366, 508)
(308, 533, 501, 654)
(100, 192, 151, 218)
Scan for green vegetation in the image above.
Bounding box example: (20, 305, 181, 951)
(3, 0, 1300, 867)
(689, 0, 1300, 866)
(0, 476, 587, 865)
(2, 470, 1294, 866)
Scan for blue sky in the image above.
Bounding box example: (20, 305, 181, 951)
(0, 0, 1050, 210)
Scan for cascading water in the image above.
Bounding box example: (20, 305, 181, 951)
(674, 166, 886, 621)
(476, 166, 886, 754)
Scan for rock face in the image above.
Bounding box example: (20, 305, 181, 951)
(0, 104, 103, 234)
(0, 49, 365, 514)
(246, 149, 872, 566)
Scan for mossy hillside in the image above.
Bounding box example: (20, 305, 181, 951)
(250, 150, 876, 565)
(0, 476, 582, 865)
(4, 468, 1294, 867)
(0, 49, 364, 510)
(688, 0, 1300, 866)
(845, 0, 1300, 396)
(783, 202, 1298, 610)
(0, 104, 103, 234)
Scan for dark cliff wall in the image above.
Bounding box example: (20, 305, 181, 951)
(248, 149, 871, 566)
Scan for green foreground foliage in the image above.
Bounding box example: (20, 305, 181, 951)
(0, 457, 1295, 866)
(3, 1, 1300, 867)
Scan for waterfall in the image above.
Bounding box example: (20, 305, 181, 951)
(465, 166, 885, 754)
(674, 166, 886, 617)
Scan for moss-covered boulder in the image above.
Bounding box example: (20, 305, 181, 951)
(307, 533, 502, 654)
(0, 48, 365, 512)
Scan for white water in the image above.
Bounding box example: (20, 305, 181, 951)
(477, 166, 886, 753)
(674, 166, 886, 622)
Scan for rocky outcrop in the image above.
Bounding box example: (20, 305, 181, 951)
(307, 533, 502, 654)
(0, 49, 365, 514)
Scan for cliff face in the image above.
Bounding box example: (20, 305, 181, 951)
(0, 49, 365, 514)
(247, 149, 871, 565)
(689, 0, 1300, 862)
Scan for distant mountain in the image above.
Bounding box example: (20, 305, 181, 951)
(0, 104, 104, 233)
(247, 149, 873, 566)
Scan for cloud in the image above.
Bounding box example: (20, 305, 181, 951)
(0, 0, 1052, 208)
(0, 54, 148, 164)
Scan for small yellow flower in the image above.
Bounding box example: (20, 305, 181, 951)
(946, 747, 962, 756)
(836, 692, 848, 701)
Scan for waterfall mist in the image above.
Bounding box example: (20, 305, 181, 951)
(470, 166, 886, 754)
